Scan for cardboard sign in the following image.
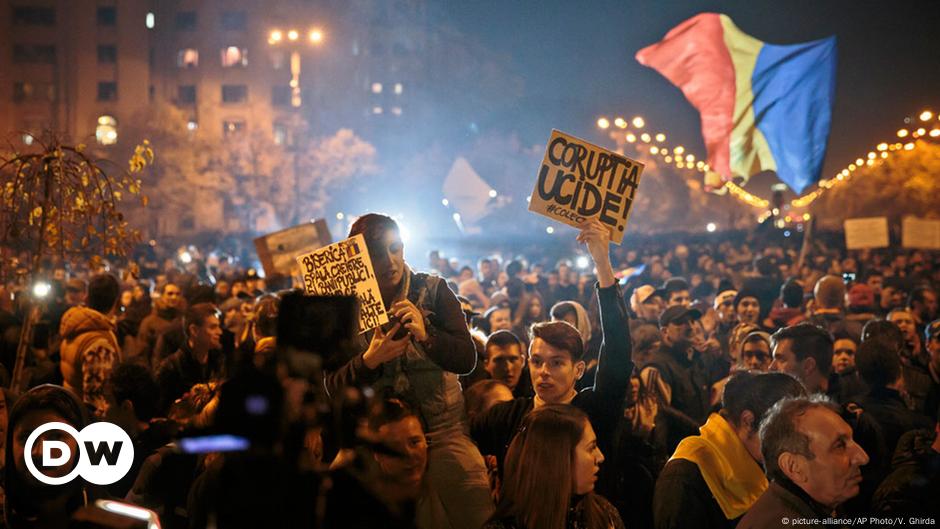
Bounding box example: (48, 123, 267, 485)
(528, 129, 644, 244)
(295, 234, 388, 333)
(254, 219, 332, 278)
(902, 217, 940, 249)
(844, 217, 889, 249)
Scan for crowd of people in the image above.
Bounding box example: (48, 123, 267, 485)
(0, 215, 938, 529)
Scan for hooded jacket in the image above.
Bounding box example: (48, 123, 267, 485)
(59, 306, 121, 415)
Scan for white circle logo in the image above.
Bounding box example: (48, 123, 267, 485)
(24, 421, 134, 486)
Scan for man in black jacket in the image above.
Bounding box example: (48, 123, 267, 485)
(641, 305, 710, 451)
(470, 219, 632, 484)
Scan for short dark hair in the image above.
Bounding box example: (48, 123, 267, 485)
(109, 362, 160, 422)
(759, 395, 842, 482)
(348, 213, 399, 256)
(367, 398, 419, 432)
(862, 319, 904, 352)
(506, 260, 524, 277)
(771, 323, 834, 377)
(855, 338, 901, 388)
(721, 371, 806, 432)
(529, 321, 584, 361)
(780, 279, 804, 309)
(908, 285, 936, 309)
(485, 330, 524, 354)
(664, 277, 689, 294)
(87, 273, 120, 314)
(184, 303, 221, 337)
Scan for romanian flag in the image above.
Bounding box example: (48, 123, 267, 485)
(636, 13, 836, 194)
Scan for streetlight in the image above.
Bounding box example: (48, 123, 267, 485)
(268, 26, 325, 108)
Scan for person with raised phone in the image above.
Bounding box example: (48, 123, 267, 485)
(323, 213, 494, 529)
(471, 218, 633, 487)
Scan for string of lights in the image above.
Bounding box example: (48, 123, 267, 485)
(596, 109, 939, 216)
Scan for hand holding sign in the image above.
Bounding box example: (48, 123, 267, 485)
(576, 219, 616, 288)
(363, 323, 411, 370)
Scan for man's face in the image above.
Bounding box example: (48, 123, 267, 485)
(866, 275, 883, 296)
(215, 281, 230, 299)
(485, 344, 524, 390)
(667, 290, 691, 308)
(889, 311, 917, 342)
(163, 284, 183, 308)
(64, 289, 85, 307)
(370, 230, 405, 291)
(374, 416, 428, 493)
(558, 265, 571, 283)
(742, 340, 772, 371)
(915, 290, 938, 321)
(736, 297, 760, 325)
(191, 315, 223, 351)
(926, 335, 940, 372)
(637, 297, 662, 322)
(488, 308, 512, 332)
(832, 338, 857, 375)
(528, 337, 584, 403)
(662, 319, 695, 351)
(881, 287, 903, 310)
(716, 298, 736, 323)
(771, 338, 806, 382)
(479, 260, 493, 280)
(793, 407, 869, 509)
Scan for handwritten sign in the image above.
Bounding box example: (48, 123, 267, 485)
(528, 129, 644, 244)
(295, 234, 388, 333)
(844, 217, 889, 250)
(902, 217, 940, 249)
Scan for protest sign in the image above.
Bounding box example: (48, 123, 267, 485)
(254, 219, 332, 278)
(902, 217, 940, 249)
(528, 129, 644, 245)
(295, 234, 388, 333)
(844, 217, 889, 249)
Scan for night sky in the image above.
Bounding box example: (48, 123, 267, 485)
(441, 0, 940, 196)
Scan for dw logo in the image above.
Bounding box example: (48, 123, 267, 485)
(24, 422, 134, 486)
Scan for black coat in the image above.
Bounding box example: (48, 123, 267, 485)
(653, 459, 737, 529)
(872, 429, 940, 517)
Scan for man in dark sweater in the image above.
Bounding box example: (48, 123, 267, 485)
(470, 220, 632, 482)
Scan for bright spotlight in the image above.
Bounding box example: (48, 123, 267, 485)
(576, 256, 590, 269)
(488, 190, 498, 198)
(336, 212, 344, 220)
(441, 198, 449, 206)
(546, 226, 555, 234)
(32, 282, 51, 298)
(179, 251, 193, 264)
(706, 222, 717, 233)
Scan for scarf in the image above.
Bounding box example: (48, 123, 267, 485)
(671, 413, 767, 519)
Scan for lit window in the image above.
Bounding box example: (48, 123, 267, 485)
(273, 122, 289, 145)
(391, 106, 402, 116)
(220, 47, 247, 67)
(372, 106, 383, 114)
(394, 83, 403, 95)
(223, 120, 245, 137)
(177, 49, 198, 68)
(145, 12, 154, 29)
(371, 83, 382, 94)
(96, 115, 118, 145)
